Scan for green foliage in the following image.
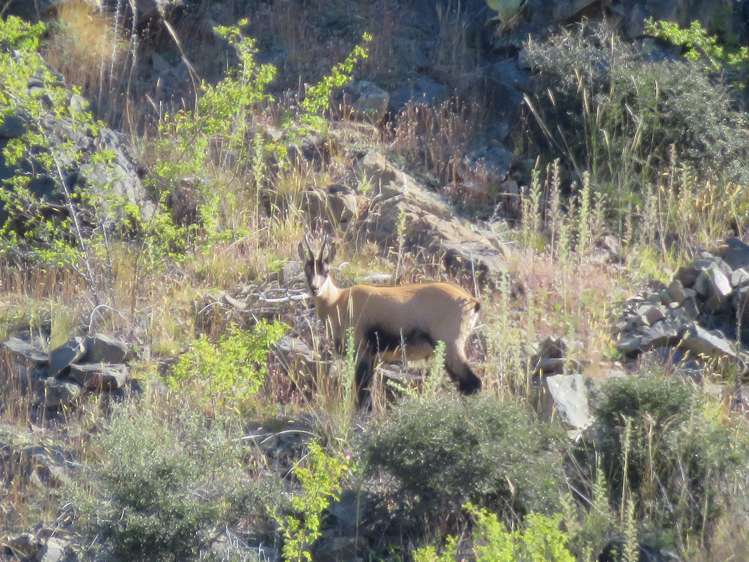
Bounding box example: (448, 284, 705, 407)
(298, 32, 372, 132)
(69, 402, 280, 561)
(156, 19, 276, 181)
(168, 320, 286, 411)
(645, 19, 749, 79)
(363, 394, 565, 531)
(0, 17, 126, 274)
(523, 22, 749, 209)
(152, 19, 276, 246)
(151, 23, 370, 247)
(273, 441, 350, 562)
(412, 506, 575, 562)
(593, 375, 749, 542)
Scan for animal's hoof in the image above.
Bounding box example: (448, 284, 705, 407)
(459, 375, 482, 395)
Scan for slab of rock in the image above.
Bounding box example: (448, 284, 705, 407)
(313, 536, 364, 562)
(0, 63, 153, 226)
(637, 304, 666, 326)
(717, 237, 749, 270)
(616, 335, 642, 356)
(345, 80, 389, 123)
(667, 279, 687, 304)
(0, 425, 66, 489)
(639, 321, 682, 351)
(2, 337, 48, 364)
(83, 334, 129, 364)
(695, 265, 732, 311)
(680, 294, 700, 320)
(69, 363, 129, 391)
(303, 185, 360, 227)
(273, 336, 318, 376)
(731, 268, 749, 288)
(41, 379, 83, 409)
(389, 75, 448, 112)
(675, 257, 728, 288)
(2, 532, 41, 560)
(18, 444, 70, 489)
(679, 323, 738, 361)
(40, 537, 70, 562)
(543, 374, 592, 430)
(48, 338, 86, 378)
(358, 151, 506, 285)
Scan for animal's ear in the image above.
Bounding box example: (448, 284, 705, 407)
(298, 241, 307, 261)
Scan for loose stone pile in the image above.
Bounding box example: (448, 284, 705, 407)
(615, 238, 749, 374)
(1, 334, 131, 414)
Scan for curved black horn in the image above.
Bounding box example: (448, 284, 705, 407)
(318, 232, 329, 261)
(303, 232, 314, 258)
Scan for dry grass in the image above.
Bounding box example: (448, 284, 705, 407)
(433, 0, 480, 82)
(44, 1, 133, 123)
(389, 98, 485, 185)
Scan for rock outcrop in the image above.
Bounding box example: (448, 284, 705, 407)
(356, 151, 507, 285)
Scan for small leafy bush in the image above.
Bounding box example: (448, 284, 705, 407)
(524, 22, 749, 201)
(593, 375, 749, 543)
(168, 320, 286, 411)
(645, 19, 749, 81)
(298, 32, 372, 133)
(0, 17, 130, 274)
(69, 402, 281, 561)
(272, 441, 350, 562)
(362, 394, 565, 531)
(413, 505, 575, 562)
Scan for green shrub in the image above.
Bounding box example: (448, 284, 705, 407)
(593, 376, 749, 544)
(523, 22, 749, 205)
(0, 17, 130, 276)
(69, 402, 281, 561)
(362, 394, 565, 531)
(272, 441, 350, 562)
(413, 506, 575, 562)
(168, 320, 286, 411)
(644, 19, 749, 81)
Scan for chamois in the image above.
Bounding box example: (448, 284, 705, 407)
(299, 233, 482, 406)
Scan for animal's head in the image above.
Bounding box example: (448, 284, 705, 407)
(298, 233, 336, 296)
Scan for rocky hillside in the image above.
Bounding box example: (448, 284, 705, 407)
(1, 1, 749, 561)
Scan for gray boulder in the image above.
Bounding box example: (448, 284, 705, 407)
(302, 185, 360, 227)
(389, 76, 449, 112)
(541, 373, 593, 431)
(83, 334, 129, 364)
(679, 323, 739, 362)
(49, 338, 86, 378)
(695, 265, 732, 311)
(2, 337, 48, 365)
(40, 379, 83, 410)
(68, 363, 129, 391)
(730, 268, 749, 288)
(718, 237, 749, 270)
(345, 81, 390, 123)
